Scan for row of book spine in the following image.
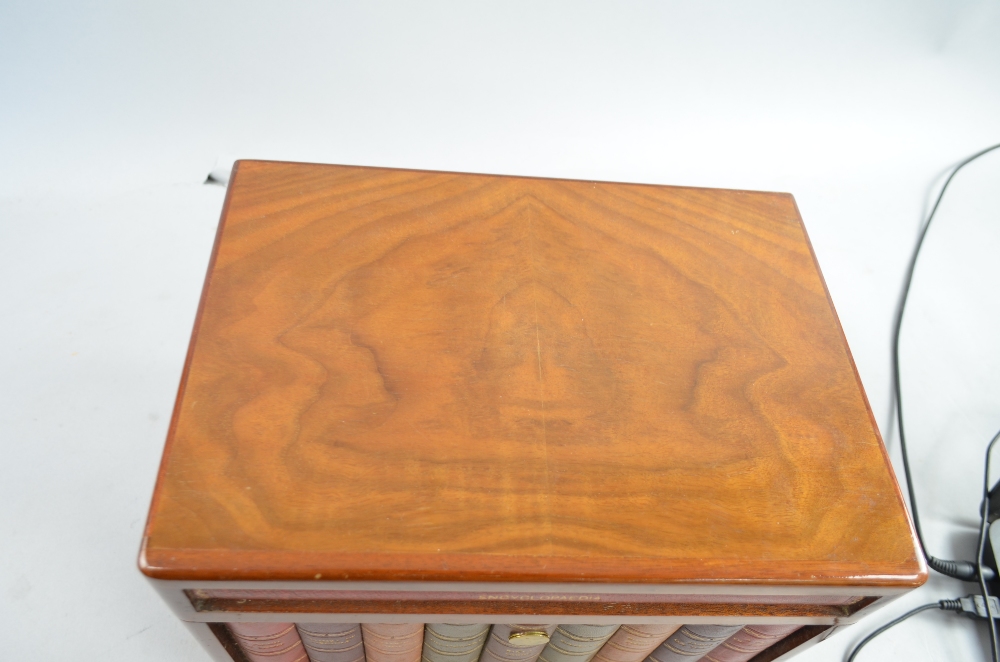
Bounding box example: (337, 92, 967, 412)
(226, 622, 801, 662)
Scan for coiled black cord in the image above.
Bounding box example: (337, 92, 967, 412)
(847, 593, 1000, 661)
(850, 142, 1000, 662)
(977, 430, 1000, 662)
(891, 141, 1000, 581)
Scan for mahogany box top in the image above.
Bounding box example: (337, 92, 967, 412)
(140, 161, 924, 588)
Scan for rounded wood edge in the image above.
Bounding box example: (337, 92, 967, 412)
(138, 546, 927, 588)
(230, 159, 794, 199)
(140, 162, 242, 553)
(789, 195, 927, 573)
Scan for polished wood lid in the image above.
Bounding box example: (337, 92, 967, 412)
(140, 161, 924, 587)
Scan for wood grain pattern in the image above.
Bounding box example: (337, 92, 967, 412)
(140, 160, 923, 586)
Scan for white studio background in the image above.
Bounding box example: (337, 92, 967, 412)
(2, 1, 1000, 660)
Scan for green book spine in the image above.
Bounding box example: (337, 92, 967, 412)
(297, 623, 365, 662)
(480, 625, 558, 662)
(538, 625, 621, 662)
(646, 625, 744, 662)
(423, 624, 491, 662)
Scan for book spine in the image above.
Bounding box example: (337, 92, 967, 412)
(538, 625, 621, 662)
(362, 624, 425, 662)
(594, 625, 681, 662)
(480, 624, 558, 662)
(646, 626, 744, 662)
(297, 623, 366, 662)
(699, 626, 800, 662)
(423, 624, 491, 662)
(227, 622, 308, 662)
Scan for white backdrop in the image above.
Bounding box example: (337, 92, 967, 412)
(2, 1, 1000, 660)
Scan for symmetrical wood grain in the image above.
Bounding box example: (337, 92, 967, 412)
(141, 161, 923, 586)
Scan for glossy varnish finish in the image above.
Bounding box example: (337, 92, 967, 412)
(141, 161, 923, 586)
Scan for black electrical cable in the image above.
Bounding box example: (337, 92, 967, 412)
(850, 430, 1000, 662)
(977, 429, 1000, 662)
(846, 602, 948, 662)
(891, 141, 1000, 581)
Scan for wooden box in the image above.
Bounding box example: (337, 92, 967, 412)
(140, 161, 925, 662)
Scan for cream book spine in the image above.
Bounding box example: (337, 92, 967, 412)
(362, 624, 425, 662)
(298, 623, 366, 662)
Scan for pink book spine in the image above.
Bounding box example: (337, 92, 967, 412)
(479, 624, 558, 662)
(227, 622, 308, 662)
(699, 626, 800, 662)
(594, 626, 681, 662)
(297, 623, 366, 662)
(362, 624, 425, 662)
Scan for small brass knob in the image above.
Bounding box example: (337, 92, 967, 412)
(508, 631, 550, 647)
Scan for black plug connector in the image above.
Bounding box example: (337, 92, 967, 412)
(929, 557, 996, 582)
(987, 479, 1000, 523)
(939, 595, 1000, 619)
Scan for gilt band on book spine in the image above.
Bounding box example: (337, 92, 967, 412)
(538, 625, 621, 662)
(593, 625, 681, 662)
(423, 624, 491, 662)
(297, 623, 365, 662)
(700, 625, 801, 662)
(480, 625, 558, 662)
(228, 622, 308, 662)
(362, 624, 425, 662)
(646, 625, 744, 662)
